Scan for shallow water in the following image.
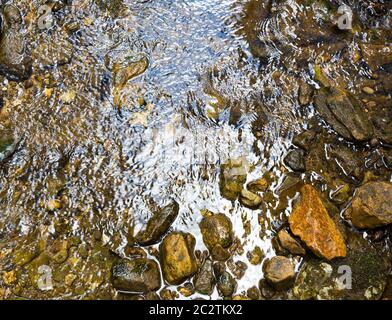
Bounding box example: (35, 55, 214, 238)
(0, 0, 391, 299)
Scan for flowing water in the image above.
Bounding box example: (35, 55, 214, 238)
(0, 0, 391, 300)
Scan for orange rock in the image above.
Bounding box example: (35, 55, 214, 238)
(289, 185, 346, 260)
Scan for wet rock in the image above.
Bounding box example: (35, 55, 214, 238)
(293, 231, 390, 300)
(52, 248, 68, 264)
(113, 55, 148, 88)
(12, 242, 41, 267)
(136, 201, 179, 246)
(289, 184, 347, 260)
(112, 258, 161, 293)
(0, 4, 32, 81)
(210, 244, 231, 261)
(227, 259, 248, 280)
(219, 158, 248, 201)
(27, 252, 51, 288)
(327, 144, 364, 182)
(298, 81, 314, 106)
(247, 178, 268, 193)
(0, 133, 18, 163)
(276, 173, 302, 194)
(263, 256, 295, 290)
(160, 232, 198, 285)
(193, 259, 215, 295)
(314, 87, 374, 142)
(46, 199, 62, 211)
(258, 278, 275, 299)
(112, 55, 149, 106)
(283, 149, 306, 172)
(314, 65, 331, 88)
(247, 286, 260, 300)
(199, 213, 233, 260)
(215, 270, 237, 297)
(362, 86, 375, 95)
(372, 108, 392, 144)
(360, 44, 392, 71)
(330, 183, 351, 205)
(277, 230, 306, 256)
(246, 246, 264, 265)
(95, 0, 128, 18)
(292, 130, 317, 151)
(239, 189, 262, 209)
(346, 182, 392, 229)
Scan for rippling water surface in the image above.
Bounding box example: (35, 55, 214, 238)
(0, 0, 391, 299)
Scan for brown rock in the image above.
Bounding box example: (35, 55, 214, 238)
(193, 259, 215, 295)
(199, 213, 233, 253)
(360, 44, 392, 71)
(111, 258, 161, 293)
(136, 201, 179, 246)
(239, 189, 262, 209)
(160, 232, 198, 285)
(347, 182, 392, 229)
(314, 87, 374, 142)
(289, 184, 347, 260)
(277, 230, 306, 256)
(219, 158, 248, 201)
(263, 256, 295, 290)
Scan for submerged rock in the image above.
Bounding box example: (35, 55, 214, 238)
(263, 256, 295, 290)
(219, 158, 248, 201)
(289, 184, 347, 260)
(0, 133, 18, 163)
(136, 201, 179, 246)
(326, 144, 364, 182)
(346, 182, 392, 229)
(199, 213, 233, 260)
(95, 0, 128, 18)
(112, 55, 149, 88)
(293, 232, 390, 300)
(283, 149, 306, 172)
(292, 129, 317, 151)
(360, 44, 392, 71)
(160, 232, 198, 285)
(112, 55, 149, 106)
(277, 230, 306, 256)
(0, 4, 32, 81)
(314, 87, 374, 142)
(215, 270, 237, 297)
(112, 258, 161, 293)
(298, 81, 314, 106)
(193, 259, 215, 295)
(239, 189, 262, 209)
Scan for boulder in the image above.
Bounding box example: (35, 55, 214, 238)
(283, 149, 306, 172)
(160, 232, 198, 285)
(215, 270, 237, 297)
(112, 258, 161, 293)
(314, 87, 373, 142)
(199, 213, 233, 260)
(346, 182, 392, 229)
(263, 256, 295, 290)
(136, 201, 179, 246)
(193, 259, 215, 295)
(289, 184, 347, 260)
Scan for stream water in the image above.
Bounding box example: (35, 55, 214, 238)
(0, 0, 391, 300)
